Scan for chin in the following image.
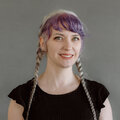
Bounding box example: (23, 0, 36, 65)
(59, 62, 75, 68)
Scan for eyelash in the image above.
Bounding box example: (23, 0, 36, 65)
(54, 36, 63, 40)
(73, 37, 80, 41)
(54, 36, 80, 41)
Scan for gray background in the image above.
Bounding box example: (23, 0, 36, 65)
(0, 0, 120, 120)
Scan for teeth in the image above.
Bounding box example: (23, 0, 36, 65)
(60, 55, 73, 57)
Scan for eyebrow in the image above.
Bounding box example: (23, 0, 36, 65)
(53, 33, 80, 37)
(53, 33, 64, 36)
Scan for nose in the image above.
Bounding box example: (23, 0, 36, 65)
(63, 40, 73, 50)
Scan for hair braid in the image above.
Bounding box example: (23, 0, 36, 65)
(25, 42, 45, 120)
(76, 56, 97, 120)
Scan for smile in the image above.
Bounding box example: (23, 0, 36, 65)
(59, 54, 73, 59)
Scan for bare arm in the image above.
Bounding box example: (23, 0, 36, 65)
(99, 98, 113, 120)
(8, 99, 24, 120)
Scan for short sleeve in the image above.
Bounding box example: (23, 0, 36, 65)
(8, 84, 26, 108)
(8, 78, 34, 109)
(97, 83, 110, 109)
(86, 79, 110, 110)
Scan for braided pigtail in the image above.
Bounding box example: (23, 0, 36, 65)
(25, 41, 45, 120)
(76, 56, 97, 120)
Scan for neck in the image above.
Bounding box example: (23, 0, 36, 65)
(38, 60, 78, 88)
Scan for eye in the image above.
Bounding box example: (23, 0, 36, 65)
(54, 36, 63, 40)
(72, 37, 80, 41)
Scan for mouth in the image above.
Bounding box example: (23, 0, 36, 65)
(59, 54, 74, 59)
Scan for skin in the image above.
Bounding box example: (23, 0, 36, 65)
(8, 27, 113, 120)
(38, 28, 82, 93)
(99, 98, 113, 120)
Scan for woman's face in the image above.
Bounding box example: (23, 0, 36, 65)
(41, 28, 82, 68)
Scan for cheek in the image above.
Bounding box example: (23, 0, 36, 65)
(47, 44, 59, 55)
(75, 43, 82, 52)
(77, 41, 82, 53)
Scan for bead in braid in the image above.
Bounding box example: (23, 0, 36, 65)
(76, 56, 97, 120)
(25, 42, 45, 120)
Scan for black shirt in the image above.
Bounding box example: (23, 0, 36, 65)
(8, 78, 109, 120)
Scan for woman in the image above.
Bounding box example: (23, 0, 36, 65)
(8, 9, 113, 120)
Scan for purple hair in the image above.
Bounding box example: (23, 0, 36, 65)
(39, 13, 86, 40)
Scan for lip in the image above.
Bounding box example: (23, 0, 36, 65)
(59, 54, 73, 56)
(59, 54, 73, 60)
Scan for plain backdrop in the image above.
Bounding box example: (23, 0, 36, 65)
(0, 0, 120, 120)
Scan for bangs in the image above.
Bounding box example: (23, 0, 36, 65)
(41, 13, 85, 39)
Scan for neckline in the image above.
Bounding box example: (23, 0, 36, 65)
(36, 80, 81, 97)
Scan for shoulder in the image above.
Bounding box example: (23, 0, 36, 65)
(8, 77, 34, 108)
(84, 78, 109, 93)
(18, 77, 34, 88)
(85, 78, 105, 87)
(84, 78, 110, 109)
(11, 77, 34, 93)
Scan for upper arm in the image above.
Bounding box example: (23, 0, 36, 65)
(8, 99, 24, 120)
(99, 98, 113, 120)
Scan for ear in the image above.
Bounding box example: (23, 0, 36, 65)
(39, 36, 47, 51)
